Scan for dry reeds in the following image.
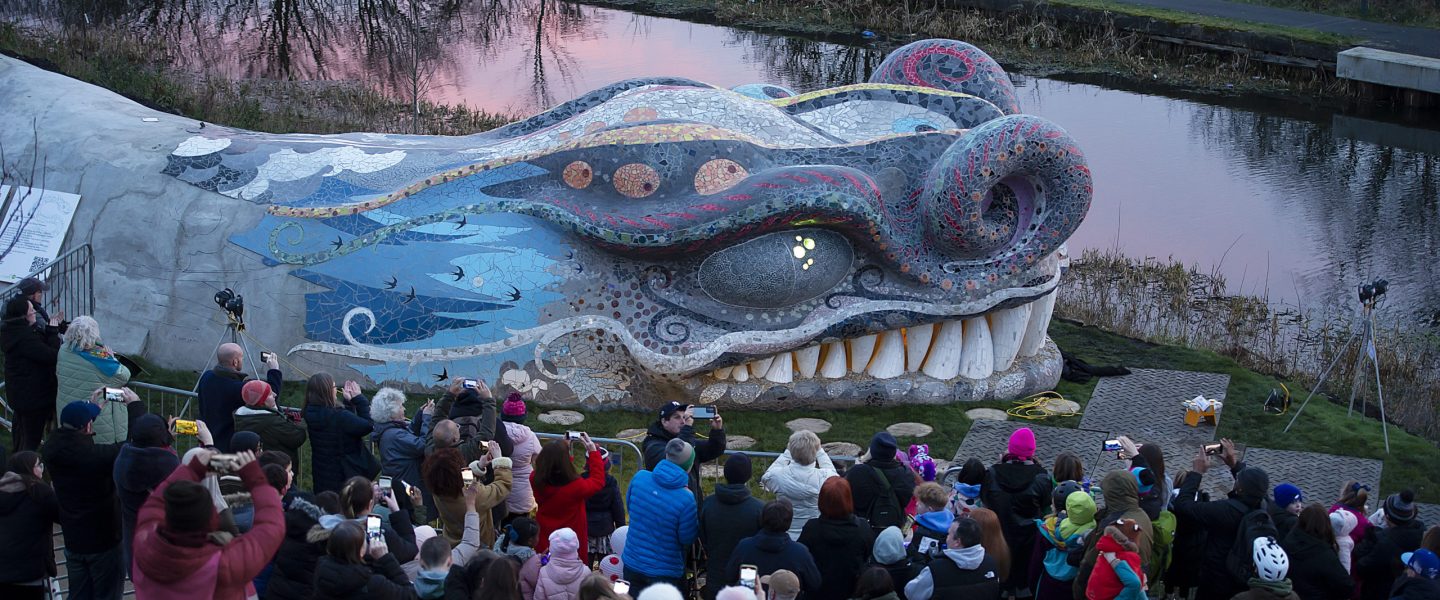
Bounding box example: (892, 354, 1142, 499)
(1056, 247, 1440, 441)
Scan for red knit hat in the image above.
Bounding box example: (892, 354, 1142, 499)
(240, 380, 274, 407)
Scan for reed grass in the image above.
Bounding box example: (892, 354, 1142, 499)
(1055, 247, 1440, 442)
(0, 22, 514, 135)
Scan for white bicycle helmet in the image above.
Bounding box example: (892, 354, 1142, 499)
(1253, 536, 1290, 582)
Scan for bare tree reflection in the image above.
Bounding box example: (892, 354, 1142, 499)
(728, 30, 882, 91)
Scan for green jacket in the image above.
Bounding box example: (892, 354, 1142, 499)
(55, 344, 131, 444)
(234, 405, 308, 476)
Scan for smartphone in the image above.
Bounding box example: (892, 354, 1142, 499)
(463, 379, 479, 389)
(461, 468, 475, 484)
(566, 431, 581, 441)
(1103, 439, 1122, 452)
(208, 454, 241, 473)
(691, 405, 716, 419)
(1204, 442, 1224, 456)
(104, 387, 124, 403)
(613, 580, 630, 595)
(378, 476, 392, 493)
(260, 351, 274, 363)
(366, 514, 382, 539)
(174, 419, 199, 435)
(739, 564, 758, 590)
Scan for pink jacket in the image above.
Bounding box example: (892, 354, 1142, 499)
(505, 422, 541, 514)
(520, 551, 587, 600)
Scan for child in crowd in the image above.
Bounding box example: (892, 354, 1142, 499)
(413, 536, 453, 600)
(495, 516, 540, 563)
(949, 458, 985, 518)
(585, 447, 627, 562)
(1036, 485, 1097, 600)
(909, 482, 954, 564)
(1086, 519, 1147, 600)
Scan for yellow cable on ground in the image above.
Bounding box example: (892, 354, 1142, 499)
(1006, 391, 1081, 420)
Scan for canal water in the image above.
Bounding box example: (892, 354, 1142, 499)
(8, 0, 1439, 322)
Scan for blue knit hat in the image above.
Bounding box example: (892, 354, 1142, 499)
(60, 400, 101, 430)
(1274, 483, 1303, 507)
(1130, 467, 1155, 494)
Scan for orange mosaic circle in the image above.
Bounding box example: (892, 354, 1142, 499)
(623, 107, 659, 122)
(693, 159, 748, 195)
(614, 163, 660, 198)
(563, 161, 594, 189)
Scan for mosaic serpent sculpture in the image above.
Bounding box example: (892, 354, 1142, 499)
(163, 39, 1091, 408)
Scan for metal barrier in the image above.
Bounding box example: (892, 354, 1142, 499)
(0, 380, 10, 431)
(533, 432, 645, 474)
(129, 381, 202, 453)
(0, 243, 95, 322)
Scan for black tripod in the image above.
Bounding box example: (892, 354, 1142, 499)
(1284, 290, 1390, 453)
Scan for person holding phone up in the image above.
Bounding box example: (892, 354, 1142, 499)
(641, 401, 727, 506)
(197, 343, 283, 453)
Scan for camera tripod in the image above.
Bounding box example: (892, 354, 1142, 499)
(177, 311, 261, 417)
(1283, 294, 1390, 453)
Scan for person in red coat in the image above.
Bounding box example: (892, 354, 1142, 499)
(531, 433, 606, 562)
(131, 448, 285, 600)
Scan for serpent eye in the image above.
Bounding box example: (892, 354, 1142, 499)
(563, 161, 593, 189)
(694, 159, 749, 195)
(698, 229, 853, 308)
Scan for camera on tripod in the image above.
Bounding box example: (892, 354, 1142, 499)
(1357, 279, 1388, 303)
(214, 288, 245, 324)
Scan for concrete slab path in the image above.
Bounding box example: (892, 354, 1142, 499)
(1107, 0, 1440, 57)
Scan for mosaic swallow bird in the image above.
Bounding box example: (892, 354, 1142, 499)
(403, 286, 416, 303)
(433, 367, 449, 382)
(451, 266, 465, 281)
(383, 276, 397, 290)
(505, 286, 522, 302)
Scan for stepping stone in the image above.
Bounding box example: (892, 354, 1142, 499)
(823, 442, 863, 458)
(727, 435, 757, 450)
(887, 422, 933, 438)
(966, 408, 1009, 421)
(538, 410, 585, 426)
(700, 463, 725, 480)
(615, 428, 647, 440)
(786, 418, 832, 434)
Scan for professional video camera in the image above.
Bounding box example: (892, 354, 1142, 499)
(214, 288, 245, 325)
(1358, 279, 1388, 304)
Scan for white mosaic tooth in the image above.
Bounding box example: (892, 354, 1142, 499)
(849, 334, 878, 373)
(764, 352, 794, 383)
(819, 341, 848, 379)
(733, 364, 750, 382)
(960, 316, 995, 380)
(922, 320, 965, 380)
(988, 303, 1032, 372)
(905, 323, 935, 373)
(866, 330, 906, 379)
(795, 345, 821, 378)
(1019, 292, 1057, 357)
(713, 366, 734, 380)
(748, 356, 774, 378)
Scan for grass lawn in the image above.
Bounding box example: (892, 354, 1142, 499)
(1050, 0, 1359, 46)
(6, 319, 1435, 504)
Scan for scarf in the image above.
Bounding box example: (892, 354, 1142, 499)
(73, 345, 123, 377)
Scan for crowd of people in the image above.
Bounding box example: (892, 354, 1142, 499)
(3, 276, 1440, 600)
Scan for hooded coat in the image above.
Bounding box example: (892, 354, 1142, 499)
(800, 513, 874, 600)
(983, 457, 1052, 587)
(0, 471, 60, 585)
(642, 419, 727, 506)
(761, 446, 839, 540)
(1034, 490, 1097, 600)
(131, 457, 285, 600)
(1, 310, 61, 429)
(904, 544, 1000, 600)
(1281, 525, 1352, 600)
(1085, 532, 1145, 600)
(873, 525, 920, 600)
(311, 554, 418, 600)
(502, 420, 542, 514)
(261, 495, 332, 600)
(434, 461, 512, 548)
(55, 344, 131, 444)
(847, 454, 917, 533)
(304, 394, 375, 494)
(1074, 470, 1155, 599)
(233, 405, 307, 477)
(527, 546, 588, 600)
(724, 530, 822, 595)
(585, 470, 626, 541)
(700, 482, 764, 599)
(1355, 517, 1428, 600)
(623, 459, 699, 578)
(114, 442, 180, 571)
(910, 510, 955, 563)
(372, 417, 433, 512)
(532, 449, 606, 562)
(1170, 464, 1268, 600)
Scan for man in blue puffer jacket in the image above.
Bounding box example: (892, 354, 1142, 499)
(623, 438, 699, 595)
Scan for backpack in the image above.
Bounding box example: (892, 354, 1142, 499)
(1225, 504, 1279, 586)
(865, 464, 905, 532)
(452, 415, 483, 444)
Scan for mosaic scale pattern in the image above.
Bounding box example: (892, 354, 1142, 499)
(163, 39, 1091, 409)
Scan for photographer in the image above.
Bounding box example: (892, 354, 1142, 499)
(304, 373, 376, 495)
(54, 316, 132, 444)
(436, 378, 499, 446)
(2, 294, 62, 452)
(198, 343, 283, 453)
(236, 379, 308, 478)
(642, 401, 726, 505)
(312, 520, 419, 600)
(371, 388, 434, 519)
(131, 449, 285, 600)
(40, 393, 147, 600)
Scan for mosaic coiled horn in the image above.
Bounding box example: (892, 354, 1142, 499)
(923, 114, 1091, 269)
(869, 38, 1021, 115)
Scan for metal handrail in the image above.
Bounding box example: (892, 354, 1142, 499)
(533, 432, 645, 472)
(0, 243, 94, 317)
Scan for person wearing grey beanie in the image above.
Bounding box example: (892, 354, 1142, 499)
(1356, 490, 1427, 600)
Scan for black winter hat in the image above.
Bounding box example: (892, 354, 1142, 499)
(1235, 467, 1270, 500)
(1385, 490, 1418, 523)
(958, 458, 986, 486)
(870, 432, 899, 459)
(164, 480, 217, 534)
(230, 431, 262, 454)
(724, 453, 754, 485)
(131, 414, 173, 449)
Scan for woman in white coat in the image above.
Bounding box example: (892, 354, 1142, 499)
(761, 430, 838, 540)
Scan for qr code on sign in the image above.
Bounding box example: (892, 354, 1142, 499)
(29, 257, 47, 272)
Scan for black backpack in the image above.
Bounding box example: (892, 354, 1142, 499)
(865, 464, 904, 532)
(452, 415, 483, 444)
(1225, 504, 1280, 586)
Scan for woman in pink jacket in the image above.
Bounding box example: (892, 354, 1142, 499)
(501, 393, 542, 520)
(131, 449, 285, 600)
(521, 528, 588, 600)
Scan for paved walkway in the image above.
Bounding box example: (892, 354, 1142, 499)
(1110, 0, 1440, 58)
